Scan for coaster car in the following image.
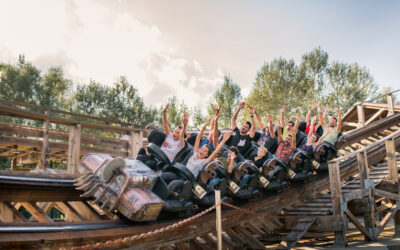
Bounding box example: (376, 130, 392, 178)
(140, 143, 194, 213)
(163, 161, 228, 207)
(215, 160, 260, 200)
(75, 154, 164, 221)
(287, 149, 315, 181)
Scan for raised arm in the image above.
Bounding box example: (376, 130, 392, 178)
(292, 114, 301, 151)
(207, 130, 232, 162)
(162, 104, 171, 134)
(336, 109, 342, 132)
(180, 113, 188, 148)
(308, 117, 317, 140)
(255, 109, 264, 131)
(306, 103, 317, 125)
(212, 110, 220, 149)
(227, 152, 236, 174)
(318, 105, 326, 127)
(276, 118, 283, 143)
(249, 107, 256, 139)
(267, 114, 275, 139)
(280, 106, 286, 128)
(194, 118, 211, 153)
(231, 101, 244, 130)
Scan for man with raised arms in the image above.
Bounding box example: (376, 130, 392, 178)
(230, 101, 256, 159)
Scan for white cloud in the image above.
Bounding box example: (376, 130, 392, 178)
(0, 0, 223, 110)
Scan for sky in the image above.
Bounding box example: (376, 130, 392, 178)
(0, 0, 399, 110)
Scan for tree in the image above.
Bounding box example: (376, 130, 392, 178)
(0, 55, 41, 105)
(246, 48, 379, 122)
(207, 76, 242, 128)
(191, 106, 206, 128)
(37, 67, 72, 110)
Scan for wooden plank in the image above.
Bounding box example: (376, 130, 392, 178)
(20, 202, 54, 223)
(244, 221, 265, 236)
(386, 138, 398, 181)
(374, 189, 400, 201)
(189, 238, 207, 250)
(222, 232, 237, 248)
(328, 161, 347, 246)
(345, 209, 372, 240)
(365, 108, 386, 125)
(343, 188, 370, 202)
(387, 94, 395, 116)
(377, 205, 398, 236)
(39, 110, 50, 170)
(129, 127, 143, 158)
(54, 202, 85, 222)
(1, 202, 27, 222)
(224, 228, 246, 246)
(233, 226, 265, 249)
(357, 104, 366, 128)
(68, 201, 102, 221)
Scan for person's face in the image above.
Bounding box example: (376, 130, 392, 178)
(241, 123, 250, 134)
(199, 145, 210, 159)
(172, 127, 182, 140)
(257, 148, 267, 158)
(329, 118, 337, 127)
(287, 122, 294, 130)
(285, 135, 293, 146)
(310, 134, 317, 143)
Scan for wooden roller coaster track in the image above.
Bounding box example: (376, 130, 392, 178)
(0, 93, 399, 249)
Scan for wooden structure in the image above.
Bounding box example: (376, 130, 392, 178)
(0, 92, 399, 249)
(0, 99, 145, 173)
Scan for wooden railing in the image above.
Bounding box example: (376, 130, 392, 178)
(0, 100, 145, 174)
(328, 130, 400, 246)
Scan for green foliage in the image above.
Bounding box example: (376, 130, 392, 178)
(0, 157, 10, 170)
(191, 106, 206, 127)
(246, 48, 379, 121)
(207, 76, 242, 128)
(164, 96, 189, 129)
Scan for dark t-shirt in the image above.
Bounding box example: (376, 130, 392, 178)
(258, 128, 277, 152)
(230, 127, 252, 156)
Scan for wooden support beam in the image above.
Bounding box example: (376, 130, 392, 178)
(67, 124, 81, 174)
(377, 205, 398, 236)
(224, 228, 246, 246)
(20, 202, 54, 223)
(357, 104, 366, 128)
(386, 138, 398, 181)
(189, 238, 207, 250)
(365, 108, 386, 125)
(343, 188, 371, 202)
(54, 202, 86, 222)
(128, 125, 143, 158)
(345, 209, 372, 241)
(233, 226, 265, 249)
(328, 161, 347, 247)
(387, 94, 395, 116)
(68, 201, 102, 221)
(39, 110, 50, 170)
(357, 150, 376, 241)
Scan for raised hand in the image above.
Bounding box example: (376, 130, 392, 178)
(311, 116, 317, 125)
(163, 104, 170, 113)
(222, 130, 232, 141)
(267, 114, 273, 121)
(203, 117, 212, 127)
(248, 106, 255, 116)
(325, 106, 331, 113)
(281, 106, 286, 113)
(275, 118, 281, 127)
(311, 103, 317, 110)
(239, 101, 245, 110)
(182, 113, 189, 126)
(296, 113, 301, 121)
(335, 109, 341, 115)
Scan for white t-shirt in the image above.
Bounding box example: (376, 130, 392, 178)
(186, 152, 207, 178)
(161, 133, 183, 163)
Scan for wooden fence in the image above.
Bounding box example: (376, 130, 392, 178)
(0, 100, 145, 174)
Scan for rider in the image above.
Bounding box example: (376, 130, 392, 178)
(161, 104, 185, 163)
(275, 114, 300, 164)
(230, 102, 256, 159)
(318, 106, 342, 145)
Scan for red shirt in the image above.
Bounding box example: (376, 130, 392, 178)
(276, 141, 295, 164)
(305, 124, 316, 135)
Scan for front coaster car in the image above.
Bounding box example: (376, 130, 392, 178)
(75, 154, 164, 221)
